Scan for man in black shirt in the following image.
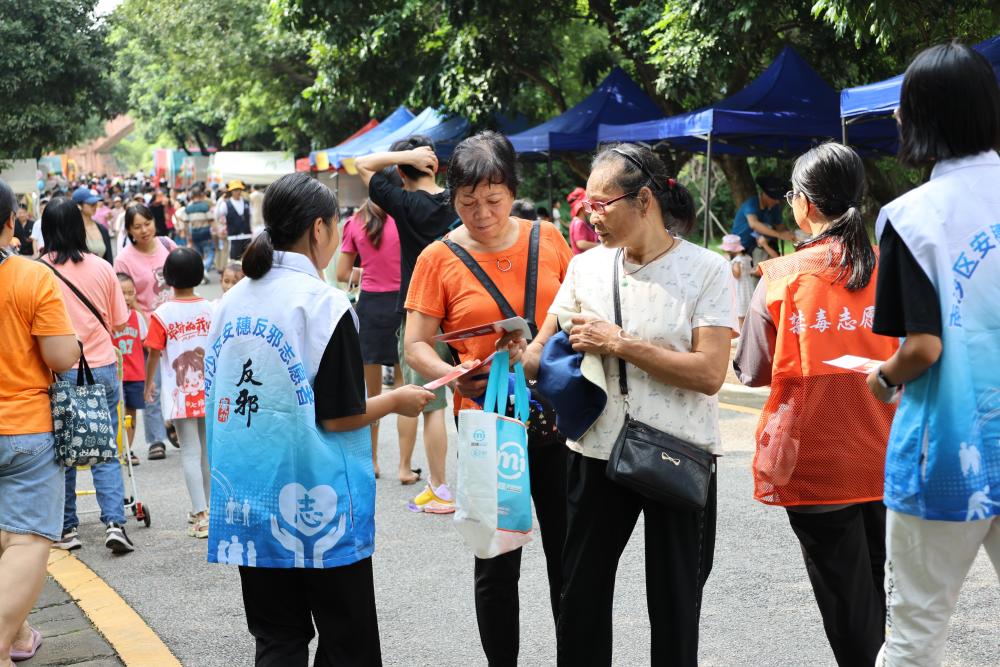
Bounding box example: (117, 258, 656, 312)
(355, 137, 456, 512)
(13, 203, 34, 256)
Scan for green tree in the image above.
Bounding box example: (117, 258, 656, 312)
(0, 0, 122, 157)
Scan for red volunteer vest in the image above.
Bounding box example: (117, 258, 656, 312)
(754, 242, 898, 506)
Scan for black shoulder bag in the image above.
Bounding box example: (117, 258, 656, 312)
(605, 249, 715, 510)
(444, 221, 563, 447)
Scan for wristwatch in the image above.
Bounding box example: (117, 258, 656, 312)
(876, 366, 899, 390)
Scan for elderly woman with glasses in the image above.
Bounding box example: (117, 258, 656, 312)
(523, 143, 737, 666)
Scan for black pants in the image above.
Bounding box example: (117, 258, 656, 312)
(230, 237, 251, 261)
(786, 501, 886, 667)
(239, 559, 382, 667)
(474, 442, 567, 666)
(556, 451, 717, 667)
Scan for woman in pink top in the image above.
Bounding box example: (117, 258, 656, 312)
(113, 204, 175, 460)
(336, 198, 419, 483)
(39, 197, 134, 554)
(568, 200, 599, 254)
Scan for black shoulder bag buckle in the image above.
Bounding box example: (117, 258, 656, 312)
(444, 221, 562, 447)
(605, 248, 715, 510)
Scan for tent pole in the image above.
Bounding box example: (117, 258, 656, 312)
(334, 171, 340, 202)
(703, 134, 713, 248)
(547, 153, 553, 209)
(841, 118, 848, 145)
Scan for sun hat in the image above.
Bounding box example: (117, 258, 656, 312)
(70, 186, 101, 206)
(570, 199, 586, 218)
(720, 234, 744, 252)
(535, 312, 608, 441)
(566, 187, 586, 203)
(226, 180, 247, 192)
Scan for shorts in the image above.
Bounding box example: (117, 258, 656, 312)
(397, 319, 449, 413)
(0, 433, 64, 541)
(355, 291, 403, 366)
(123, 380, 146, 410)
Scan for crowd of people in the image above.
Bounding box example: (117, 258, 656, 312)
(0, 40, 997, 667)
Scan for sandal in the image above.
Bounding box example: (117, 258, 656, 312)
(400, 468, 422, 485)
(165, 422, 180, 448)
(10, 626, 42, 661)
(129, 453, 141, 466)
(148, 442, 166, 460)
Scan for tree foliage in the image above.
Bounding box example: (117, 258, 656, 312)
(0, 0, 122, 157)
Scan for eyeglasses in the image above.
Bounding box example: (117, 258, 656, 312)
(580, 191, 639, 216)
(784, 191, 799, 206)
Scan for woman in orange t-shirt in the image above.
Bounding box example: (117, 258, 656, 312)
(0, 178, 80, 664)
(405, 131, 572, 665)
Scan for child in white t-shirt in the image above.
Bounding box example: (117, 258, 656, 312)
(144, 247, 213, 538)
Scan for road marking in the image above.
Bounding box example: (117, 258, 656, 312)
(719, 401, 761, 416)
(47, 550, 181, 667)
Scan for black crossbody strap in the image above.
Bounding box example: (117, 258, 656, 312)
(612, 250, 628, 397)
(523, 221, 540, 337)
(38, 260, 112, 336)
(443, 239, 518, 319)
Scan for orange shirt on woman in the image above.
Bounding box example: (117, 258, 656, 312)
(406, 218, 573, 410)
(0, 256, 75, 434)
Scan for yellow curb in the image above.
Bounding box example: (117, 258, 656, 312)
(46, 550, 181, 667)
(718, 401, 762, 416)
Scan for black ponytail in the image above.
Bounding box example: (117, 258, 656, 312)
(0, 178, 16, 228)
(592, 143, 695, 235)
(791, 142, 874, 291)
(242, 173, 338, 280)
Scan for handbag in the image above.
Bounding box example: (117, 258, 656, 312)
(444, 222, 563, 447)
(49, 344, 118, 467)
(604, 249, 716, 510)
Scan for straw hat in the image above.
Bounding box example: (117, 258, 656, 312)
(226, 180, 247, 192)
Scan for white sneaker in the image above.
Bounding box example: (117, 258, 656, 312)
(53, 528, 82, 551)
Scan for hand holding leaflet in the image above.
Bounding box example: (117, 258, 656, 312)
(423, 353, 497, 391)
(823, 355, 885, 374)
(433, 317, 532, 343)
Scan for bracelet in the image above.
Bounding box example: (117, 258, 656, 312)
(617, 330, 640, 342)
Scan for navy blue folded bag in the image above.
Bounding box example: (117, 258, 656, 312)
(535, 328, 608, 441)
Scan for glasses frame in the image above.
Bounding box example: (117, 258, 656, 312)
(581, 191, 640, 216)
(784, 190, 799, 207)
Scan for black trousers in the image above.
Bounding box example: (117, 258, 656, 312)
(239, 558, 382, 667)
(474, 441, 567, 666)
(230, 237, 251, 261)
(556, 451, 717, 667)
(786, 501, 886, 667)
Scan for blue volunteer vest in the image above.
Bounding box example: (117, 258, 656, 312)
(876, 151, 1000, 522)
(204, 251, 375, 568)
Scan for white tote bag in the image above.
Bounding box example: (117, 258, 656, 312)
(454, 351, 534, 559)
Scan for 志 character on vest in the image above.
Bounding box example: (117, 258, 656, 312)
(735, 142, 899, 667)
(205, 172, 434, 665)
(865, 43, 1000, 667)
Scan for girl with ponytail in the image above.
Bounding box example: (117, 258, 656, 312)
(734, 142, 899, 666)
(207, 172, 433, 663)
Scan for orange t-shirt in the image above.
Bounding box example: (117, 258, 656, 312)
(405, 218, 573, 409)
(0, 255, 75, 434)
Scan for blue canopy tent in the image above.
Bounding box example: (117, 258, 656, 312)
(840, 34, 1000, 152)
(354, 107, 471, 160)
(509, 66, 663, 155)
(310, 106, 415, 170)
(597, 47, 860, 244)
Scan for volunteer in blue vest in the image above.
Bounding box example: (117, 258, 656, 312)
(216, 180, 252, 261)
(866, 43, 1000, 667)
(734, 142, 898, 666)
(404, 131, 573, 666)
(524, 143, 736, 666)
(205, 172, 434, 666)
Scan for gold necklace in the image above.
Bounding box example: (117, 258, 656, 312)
(621, 237, 676, 285)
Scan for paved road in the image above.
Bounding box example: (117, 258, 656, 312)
(62, 283, 999, 666)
